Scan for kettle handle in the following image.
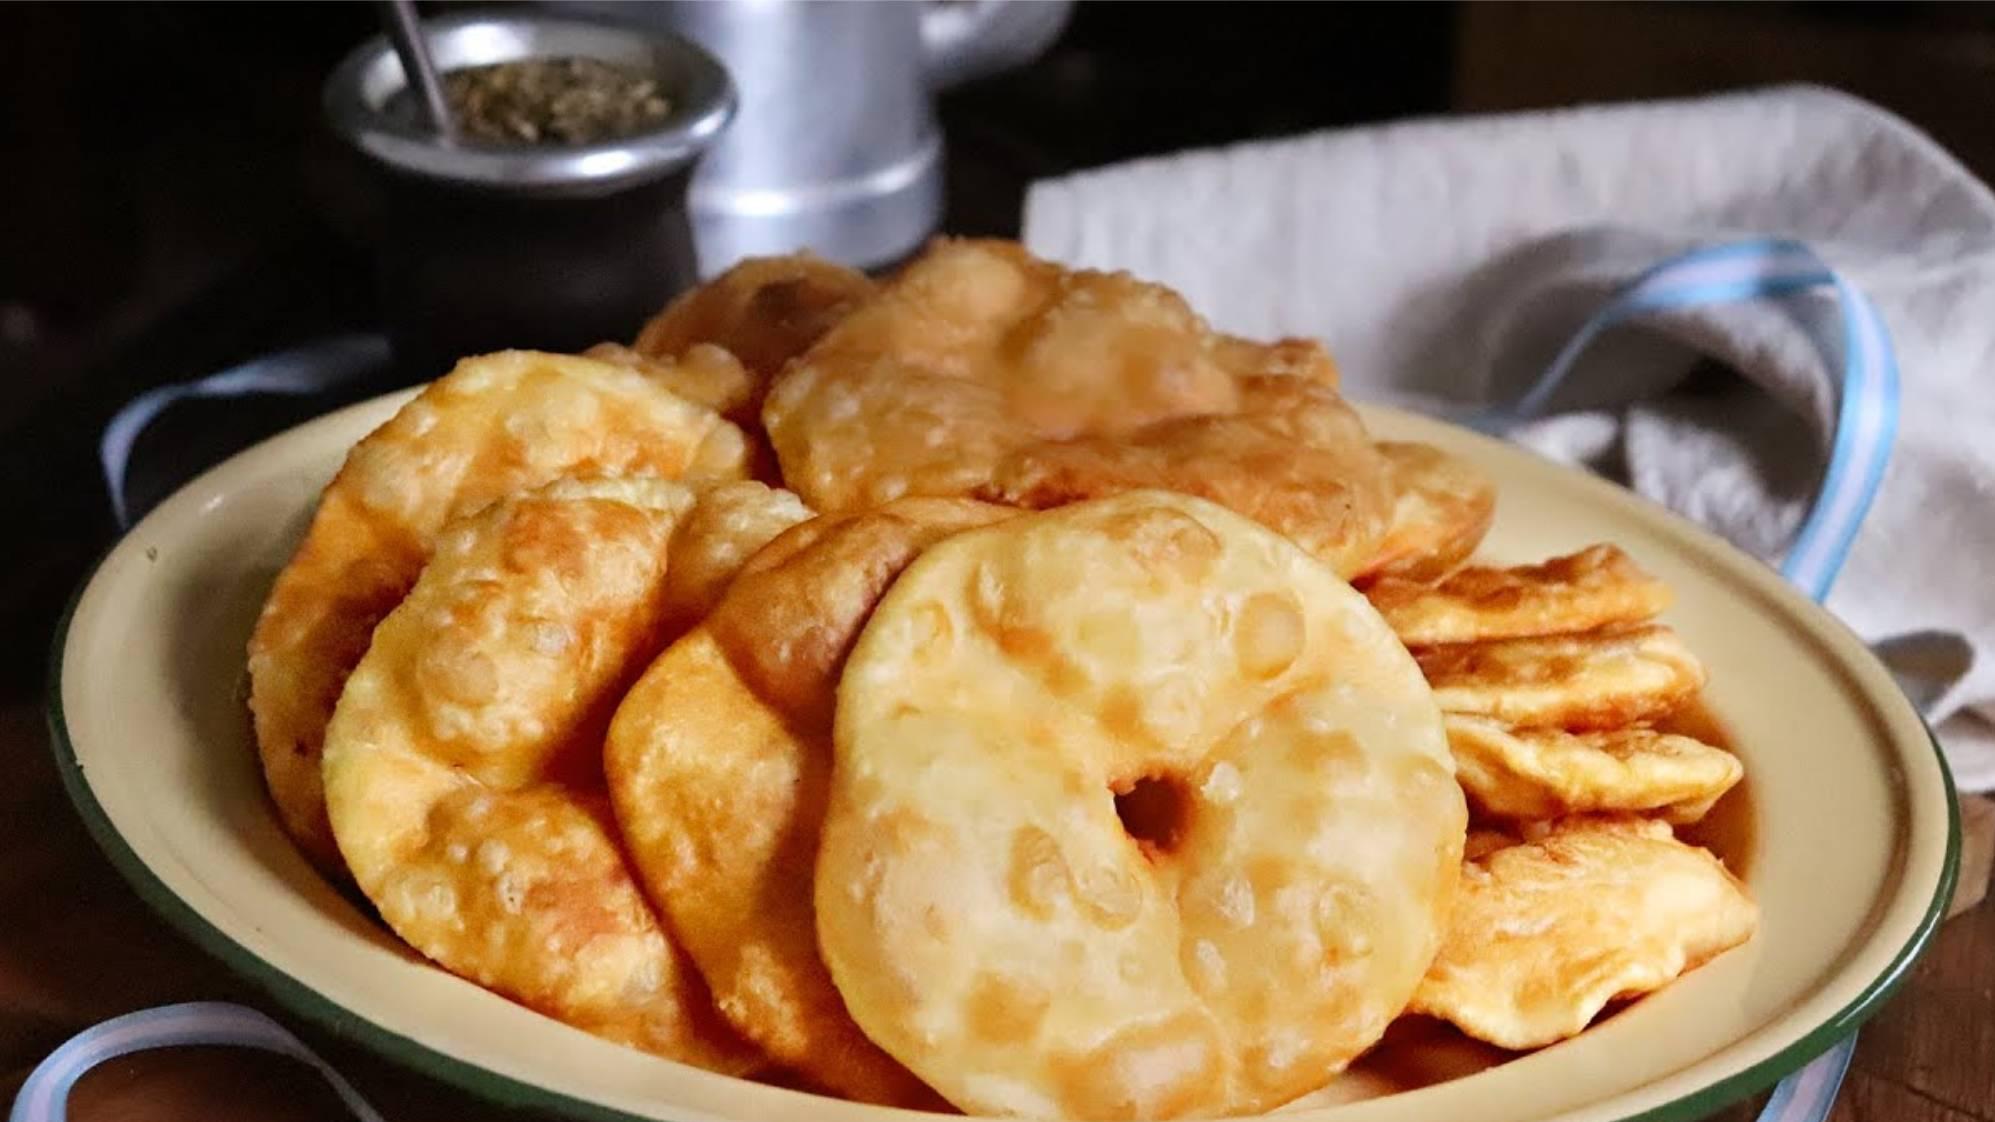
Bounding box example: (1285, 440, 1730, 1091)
(920, 0, 1072, 90)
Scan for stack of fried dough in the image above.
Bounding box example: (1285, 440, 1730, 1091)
(246, 239, 1757, 1120)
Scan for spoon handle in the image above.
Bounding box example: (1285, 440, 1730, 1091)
(378, 0, 456, 140)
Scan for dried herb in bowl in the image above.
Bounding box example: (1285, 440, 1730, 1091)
(401, 57, 673, 146)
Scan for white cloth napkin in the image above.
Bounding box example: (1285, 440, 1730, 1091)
(1022, 85, 1995, 791)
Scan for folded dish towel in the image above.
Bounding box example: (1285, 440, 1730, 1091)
(1023, 85, 1995, 792)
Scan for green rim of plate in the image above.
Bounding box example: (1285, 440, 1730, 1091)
(1616, 727, 1958, 1122)
(44, 541, 1963, 1122)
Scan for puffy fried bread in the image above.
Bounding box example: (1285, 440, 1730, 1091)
(607, 499, 1009, 1106)
(1445, 715, 1742, 824)
(1411, 824, 1757, 1050)
(585, 342, 761, 421)
(321, 479, 759, 1071)
(1416, 625, 1706, 731)
(248, 350, 749, 873)
(655, 479, 813, 633)
(1352, 443, 1495, 586)
(817, 491, 1465, 1118)
(762, 239, 1393, 575)
(1370, 545, 1670, 647)
(986, 373, 1392, 576)
(634, 253, 877, 390)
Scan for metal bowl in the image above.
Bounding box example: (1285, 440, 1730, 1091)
(323, 11, 735, 197)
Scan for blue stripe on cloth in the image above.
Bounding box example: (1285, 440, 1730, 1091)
(1478, 236, 1899, 1122)
(1783, 277, 1898, 600)
(1488, 237, 1898, 602)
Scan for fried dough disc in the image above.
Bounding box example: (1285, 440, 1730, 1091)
(1370, 545, 1671, 647)
(1410, 824, 1757, 1050)
(248, 350, 750, 873)
(988, 373, 1391, 575)
(627, 252, 876, 417)
(818, 491, 1465, 1119)
(1416, 625, 1706, 731)
(1351, 443, 1495, 585)
(607, 499, 1009, 1106)
(656, 479, 813, 633)
(321, 479, 759, 1071)
(585, 342, 787, 483)
(762, 239, 1393, 576)
(591, 255, 872, 485)
(637, 253, 876, 378)
(585, 342, 761, 420)
(1446, 715, 1742, 824)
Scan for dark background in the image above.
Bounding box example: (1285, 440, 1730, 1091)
(4, 1, 1994, 702)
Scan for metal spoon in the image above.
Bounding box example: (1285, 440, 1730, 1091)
(377, 0, 457, 141)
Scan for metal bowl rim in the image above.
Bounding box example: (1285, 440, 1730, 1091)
(322, 10, 736, 196)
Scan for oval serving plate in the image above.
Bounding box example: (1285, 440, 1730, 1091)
(51, 391, 1957, 1122)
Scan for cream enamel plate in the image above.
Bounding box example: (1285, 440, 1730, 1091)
(51, 390, 1958, 1122)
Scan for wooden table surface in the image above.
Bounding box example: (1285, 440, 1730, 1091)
(2, 702, 1990, 1122)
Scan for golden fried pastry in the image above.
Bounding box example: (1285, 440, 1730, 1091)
(762, 239, 1394, 576)
(1416, 625, 1706, 731)
(1445, 715, 1741, 824)
(1410, 824, 1757, 1050)
(321, 478, 760, 1071)
(655, 479, 813, 633)
(817, 491, 1465, 1118)
(1352, 442, 1495, 586)
(1370, 545, 1671, 647)
(1517, 814, 1675, 842)
(585, 342, 760, 420)
(587, 341, 789, 483)
(608, 499, 1010, 1106)
(632, 252, 877, 411)
(248, 350, 750, 874)
(987, 373, 1392, 575)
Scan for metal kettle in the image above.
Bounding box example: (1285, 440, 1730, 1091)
(564, 0, 1070, 273)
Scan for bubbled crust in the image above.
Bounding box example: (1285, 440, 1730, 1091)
(320, 479, 756, 1072)
(585, 342, 762, 421)
(631, 252, 877, 416)
(1350, 442, 1496, 586)
(1415, 625, 1707, 731)
(656, 480, 814, 633)
(987, 374, 1391, 577)
(246, 350, 751, 874)
(636, 253, 876, 375)
(1411, 823, 1758, 1050)
(607, 499, 1009, 1107)
(817, 492, 1466, 1119)
(1443, 717, 1742, 824)
(1367, 544, 1671, 647)
(760, 239, 1392, 576)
